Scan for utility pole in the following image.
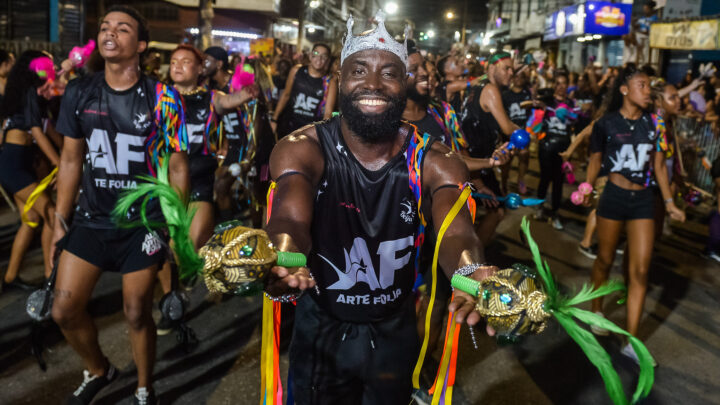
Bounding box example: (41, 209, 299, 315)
(199, 0, 214, 50)
(461, 0, 467, 44)
(297, 1, 306, 51)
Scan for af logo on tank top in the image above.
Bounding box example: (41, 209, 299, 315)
(309, 117, 420, 322)
(292, 93, 320, 118)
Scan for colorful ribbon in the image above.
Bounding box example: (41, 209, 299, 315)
(406, 125, 431, 282)
(412, 186, 472, 392)
(21, 167, 58, 228)
(316, 75, 331, 119)
(427, 101, 468, 152)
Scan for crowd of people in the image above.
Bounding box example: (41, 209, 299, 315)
(0, 4, 717, 405)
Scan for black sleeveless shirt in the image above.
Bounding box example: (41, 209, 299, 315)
(280, 66, 326, 135)
(460, 81, 501, 158)
(56, 73, 186, 228)
(309, 117, 419, 322)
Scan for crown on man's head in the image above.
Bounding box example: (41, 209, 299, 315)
(341, 10, 410, 67)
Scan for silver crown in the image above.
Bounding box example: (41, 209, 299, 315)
(341, 10, 409, 67)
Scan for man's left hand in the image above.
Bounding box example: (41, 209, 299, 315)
(447, 265, 498, 336)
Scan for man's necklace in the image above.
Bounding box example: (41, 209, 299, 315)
(180, 86, 204, 96)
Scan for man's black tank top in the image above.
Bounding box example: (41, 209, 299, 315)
(460, 81, 501, 158)
(309, 116, 419, 322)
(280, 66, 325, 136)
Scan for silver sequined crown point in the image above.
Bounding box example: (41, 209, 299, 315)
(341, 9, 408, 67)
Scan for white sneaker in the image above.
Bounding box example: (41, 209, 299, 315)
(621, 343, 657, 368)
(589, 312, 610, 336)
(551, 216, 563, 230)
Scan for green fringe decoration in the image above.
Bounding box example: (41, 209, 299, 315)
(520, 217, 654, 405)
(112, 156, 203, 281)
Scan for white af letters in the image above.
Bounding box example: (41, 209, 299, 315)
(88, 129, 145, 175)
(321, 236, 414, 291)
(610, 144, 654, 172)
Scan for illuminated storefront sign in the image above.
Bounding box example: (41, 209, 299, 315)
(584, 1, 632, 36)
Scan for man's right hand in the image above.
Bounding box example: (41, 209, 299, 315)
(266, 265, 316, 297)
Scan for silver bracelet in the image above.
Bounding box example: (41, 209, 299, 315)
(264, 291, 302, 303)
(54, 212, 69, 232)
(453, 263, 489, 277)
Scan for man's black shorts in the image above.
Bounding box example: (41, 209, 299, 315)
(63, 225, 167, 274)
(289, 295, 419, 405)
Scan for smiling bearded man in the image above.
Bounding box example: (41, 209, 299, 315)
(263, 10, 500, 405)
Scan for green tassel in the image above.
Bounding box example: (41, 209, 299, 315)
(520, 216, 654, 404)
(112, 156, 203, 281)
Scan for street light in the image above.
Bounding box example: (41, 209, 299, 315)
(385, 2, 398, 14)
(308, 27, 316, 33)
(309, 0, 320, 9)
(446, 11, 454, 19)
(427, 29, 435, 38)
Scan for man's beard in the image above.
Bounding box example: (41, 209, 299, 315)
(340, 89, 406, 143)
(407, 85, 430, 107)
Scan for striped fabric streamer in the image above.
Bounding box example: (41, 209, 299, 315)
(406, 124, 431, 285)
(525, 108, 545, 140)
(240, 100, 258, 163)
(316, 75, 331, 119)
(203, 90, 223, 156)
(653, 113, 672, 158)
(427, 101, 468, 152)
(145, 83, 189, 176)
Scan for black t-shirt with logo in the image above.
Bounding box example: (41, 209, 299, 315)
(56, 73, 187, 228)
(279, 66, 326, 136)
(502, 88, 532, 128)
(543, 98, 575, 141)
(182, 88, 220, 177)
(309, 116, 419, 322)
(214, 83, 246, 165)
(590, 111, 658, 186)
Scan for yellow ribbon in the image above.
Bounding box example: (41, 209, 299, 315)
(412, 186, 472, 389)
(22, 167, 58, 228)
(432, 319, 458, 404)
(260, 294, 275, 404)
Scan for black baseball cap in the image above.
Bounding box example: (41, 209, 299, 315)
(204, 46, 229, 67)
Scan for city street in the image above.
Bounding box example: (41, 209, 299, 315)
(1, 161, 719, 405)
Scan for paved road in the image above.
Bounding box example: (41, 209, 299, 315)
(1, 162, 719, 405)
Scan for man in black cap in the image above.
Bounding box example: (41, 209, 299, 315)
(203, 46, 247, 221)
(203, 46, 232, 91)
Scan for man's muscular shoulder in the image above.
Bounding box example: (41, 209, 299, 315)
(423, 141, 469, 192)
(269, 124, 324, 186)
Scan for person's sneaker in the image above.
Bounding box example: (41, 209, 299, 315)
(578, 243, 598, 259)
(589, 312, 610, 336)
(621, 343, 657, 368)
(156, 314, 174, 336)
(66, 363, 117, 405)
(534, 207, 546, 220)
(411, 388, 431, 405)
(551, 216, 564, 230)
(133, 387, 157, 405)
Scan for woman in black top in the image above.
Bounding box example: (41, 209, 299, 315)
(536, 72, 575, 229)
(271, 43, 337, 138)
(584, 65, 684, 365)
(0, 50, 59, 285)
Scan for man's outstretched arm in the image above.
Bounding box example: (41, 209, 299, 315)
(423, 144, 497, 328)
(264, 129, 324, 294)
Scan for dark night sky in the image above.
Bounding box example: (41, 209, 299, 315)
(383, 0, 489, 49)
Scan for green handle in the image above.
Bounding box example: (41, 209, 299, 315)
(276, 251, 307, 268)
(451, 274, 481, 297)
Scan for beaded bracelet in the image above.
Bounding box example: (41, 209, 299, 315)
(264, 291, 302, 303)
(453, 262, 489, 277)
